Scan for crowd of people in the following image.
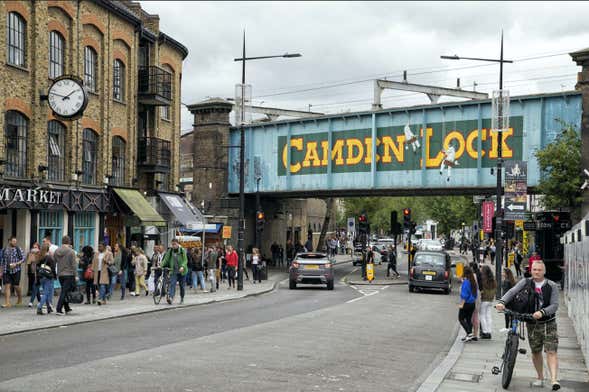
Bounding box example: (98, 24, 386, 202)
(0, 235, 268, 315)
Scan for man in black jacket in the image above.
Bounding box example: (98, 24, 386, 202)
(496, 261, 560, 390)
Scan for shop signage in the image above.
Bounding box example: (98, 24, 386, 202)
(504, 160, 528, 221)
(222, 225, 232, 239)
(0, 187, 63, 205)
(482, 201, 494, 233)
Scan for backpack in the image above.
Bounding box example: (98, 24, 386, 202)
(505, 278, 535, 313)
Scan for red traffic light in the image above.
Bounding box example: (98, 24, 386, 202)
(553, 214, 560, 222)
(359, 215, 367, 222)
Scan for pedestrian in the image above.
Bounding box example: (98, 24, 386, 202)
(286, 240, 294, 267)
(527, 250, 541, 277)
(386, 245, 400, 278)
(225, 245, 238, 289)
(0, 236, 25, 308)
(26, 242, 42, 307)
(42, 235, 59, 256)
(207, 247, 218, 292)
(489, 240, 496, 265)
(187, 247, 196, 289)
(127, 245, 136, 294)
(109, 243, 123, 299)
(252, 247, 262, 283)
(79, 246, 96, 304)
(514, 244, 523, 278)
(501, 268, 516, 329)
(305, 237, 313, 253)
(458, 266, 478, 342)
(161, 239, 188, 304)
(270, 241, 279, 267)
(192, 248, 207, 292)
(478, 265, 497, 339)
(118, 243, 130, 300)
(496, 260, 561, 390)
(92, 242, 114, 305)
(54, 236, 78, 315)
(36, 243, 56, 315)
(131, 247, 149, 298)
(278, 244, 284, 267)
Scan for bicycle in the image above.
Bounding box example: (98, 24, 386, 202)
(492, 309, 535, 389)
(153, 267, 171, 305)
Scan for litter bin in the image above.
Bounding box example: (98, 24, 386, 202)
(455, 261, 464, 278)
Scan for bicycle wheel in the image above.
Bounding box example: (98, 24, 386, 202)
(153, 279, 163, 305)
(501, 334, 519, 389)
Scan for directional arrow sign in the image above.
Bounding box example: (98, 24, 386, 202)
(507, 204, 525, 211)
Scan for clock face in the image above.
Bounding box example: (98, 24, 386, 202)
(48, 77, 88, 118)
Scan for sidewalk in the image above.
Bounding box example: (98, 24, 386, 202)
(421, 299, 589, 392)
(0, 270, 287, 336)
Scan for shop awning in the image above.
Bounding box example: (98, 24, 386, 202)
(112, 188, 166, 226)
(158, 192, 204, 230)
(180, 223, 223, 234)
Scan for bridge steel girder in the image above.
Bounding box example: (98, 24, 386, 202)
(239, 105, 324, 121)
(372, 79, 488, 109)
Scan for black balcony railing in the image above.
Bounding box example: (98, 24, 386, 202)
(137, 137, 171, 172)
(138, 66, 172, 106)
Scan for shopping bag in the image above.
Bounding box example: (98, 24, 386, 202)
(147, 275, 155, 292)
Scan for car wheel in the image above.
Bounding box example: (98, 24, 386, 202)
(409, 285, 415, 293)
(289, 280, 297, 290)
(326, 280, 334, 290)
(444, 288, 450, 295)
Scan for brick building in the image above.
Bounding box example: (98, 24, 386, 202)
(0, 0, 188, 255)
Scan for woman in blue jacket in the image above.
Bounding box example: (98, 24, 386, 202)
(459, 266, 478, 342)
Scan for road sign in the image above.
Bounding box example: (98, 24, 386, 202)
(504, 160, 528, 221)
(366, 263, 374, 282)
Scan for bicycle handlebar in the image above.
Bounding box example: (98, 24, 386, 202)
(502, 309, 536, 322)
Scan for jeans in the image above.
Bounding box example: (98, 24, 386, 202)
(56, 275, 75, 313)
(84, 279, 96, 302)
(186, 268, 192, 287)
(479, 301, 493, 334)
(386, 262, 399, 277)
(97, 272, 108, 301)
(252, 265, 261, 283)
(169, 273, 185, 300)
(37, 278, 54, 311)
(109, 273, 118, 297)
(120, 270, 127, 298)
(192, 270, 206, 290)
(227, 266, 236, 287)
(29, 279, 41, 304)
(458, 302, 476, 334)
(207, 269, 216, 292)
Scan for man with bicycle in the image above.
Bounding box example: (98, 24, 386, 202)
(161, 239, 188, 305)
(495, 260, 560, 390)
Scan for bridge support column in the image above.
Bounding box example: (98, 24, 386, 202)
(571, 49, 589, 218)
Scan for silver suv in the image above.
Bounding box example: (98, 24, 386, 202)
(289, 253, 334, 290)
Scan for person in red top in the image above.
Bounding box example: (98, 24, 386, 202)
(528, 251, 541, 276)
(225, 245, 238, 289)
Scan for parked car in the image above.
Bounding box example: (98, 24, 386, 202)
(289, 252, 334, 290)
(419, 239, 443, 252)
(409, 250, 454, 294)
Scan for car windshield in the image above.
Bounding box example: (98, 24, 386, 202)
(297, 254, 327, 259)
(413, 254, 445, 267)
(422, 240, 441, 246)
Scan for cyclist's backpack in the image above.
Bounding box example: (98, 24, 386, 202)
(505, 278, 535, 313)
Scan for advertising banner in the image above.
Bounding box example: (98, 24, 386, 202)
(482, 201, 495, 233)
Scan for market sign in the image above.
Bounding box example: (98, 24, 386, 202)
(503, 160, 528, 221)
(278, 117, 523, 175)
(0, 187, 63, 205)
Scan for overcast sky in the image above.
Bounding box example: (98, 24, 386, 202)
(140, 1, 589, 131)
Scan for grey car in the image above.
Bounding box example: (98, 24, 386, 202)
(289, 252, 334, 290)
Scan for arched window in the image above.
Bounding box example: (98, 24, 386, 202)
(113, 59, 125, 101)
(49, 31, 65, 79)
(47, 121, 65, 181)
(82, 128, 98, 184)
(111, 136, 126, 186)
(4, 111, 28, 177)
(84, 46, 97, 92)
(7, 12, 26, 66)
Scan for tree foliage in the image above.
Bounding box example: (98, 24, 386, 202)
(534, 122, 583, 211)
(341, 195, 476, 236)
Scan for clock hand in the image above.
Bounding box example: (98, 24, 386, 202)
(49, 92, 68, 98)
(62, 89, 77, 100)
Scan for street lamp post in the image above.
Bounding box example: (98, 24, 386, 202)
(234, 32, 301, 290)
(441, 31, 512, 299)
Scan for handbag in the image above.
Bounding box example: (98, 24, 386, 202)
(37, 264, 53, 280)
(83, 266, 94, 281)
(108, 264, 118, 277)
(66, 287, 84, 304)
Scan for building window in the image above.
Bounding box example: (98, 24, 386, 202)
(154, 172, 168, 191)
(4, 110, 28, 177)
(111, 136, 126, 186)
(47, 120, 65, 181)
(7, 12, 26, 67)
(160, 105, 170, 121)
(73, 212, 95, 253)
(84, 46, 97, 92)
(38, 211, 63, 246)
(82, 128, 98, 184)
(49, 31, 64, 79)
(113, 59, 125, 101)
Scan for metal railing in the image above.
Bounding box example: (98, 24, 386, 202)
(137, 137, 171, 170)
(138, 66, 172, 102)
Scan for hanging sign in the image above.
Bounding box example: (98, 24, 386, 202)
(482, 201, 494, 233)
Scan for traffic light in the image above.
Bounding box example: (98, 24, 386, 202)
(403, 208, 411, 229)
(256, 211, 265, 232)
(358, 214, 368, 233)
